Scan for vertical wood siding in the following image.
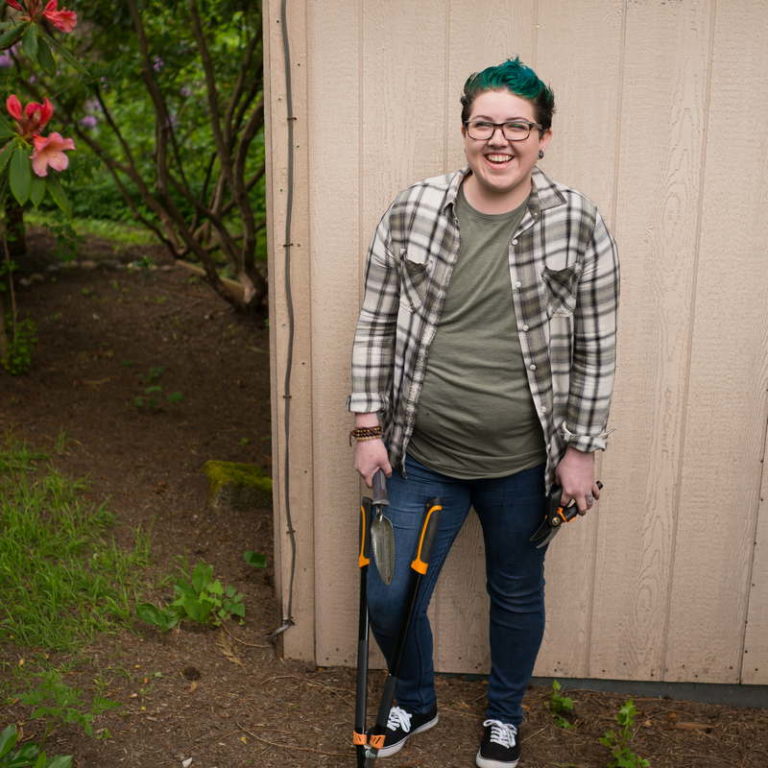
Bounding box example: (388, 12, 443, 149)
(265, 0, 768, 683)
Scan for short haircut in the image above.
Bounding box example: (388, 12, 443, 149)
(460, 57, 555, 131)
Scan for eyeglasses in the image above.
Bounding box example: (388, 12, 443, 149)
(463, 119, 542, 142)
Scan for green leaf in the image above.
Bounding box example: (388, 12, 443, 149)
(45, 175, 72, 217)
(183, 597, 212, 624)
(9, 144, 31, 204)
(0, 143, 14, 173)
(136, 602, 178, 631)
(42, 30, 89, 77)
(0, 724, 18, 758)
(8, 742, 41, 766)
(0, 21, 27, 50)
(0, 118, 15, 140)
(33, 752, 48, 768)
(243, 551, 267, 568)
(46, 756, 74, 768)
(22, 22, 38, 59)
(228, 601, 246, 618)
(208, 579, 224, 596)
(36, 35, 55, 75)
(30, 175, 46, 207)
(191, 563, 213, 593)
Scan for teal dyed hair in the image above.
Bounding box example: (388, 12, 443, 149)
(461, 57, 555, 130)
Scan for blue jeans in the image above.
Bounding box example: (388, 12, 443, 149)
(366, 455, 548, 726)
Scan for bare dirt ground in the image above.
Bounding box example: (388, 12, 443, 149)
(0, 234, 766, 767)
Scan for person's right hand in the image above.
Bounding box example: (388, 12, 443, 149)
(354, 439, 392, 487)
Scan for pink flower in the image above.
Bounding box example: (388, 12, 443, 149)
(5, 94, 23, 120)
(30, 131, 75, 176)
(42, 0, 77, 32)
(4, 0, 77, 32)
(6, 94, 54, 138)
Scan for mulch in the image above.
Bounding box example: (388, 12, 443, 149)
(0, 233, 765, 767)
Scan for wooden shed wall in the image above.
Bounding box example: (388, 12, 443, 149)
(264, 0, 768, 684)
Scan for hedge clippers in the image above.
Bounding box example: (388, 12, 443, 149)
(530, 481, 603, 548)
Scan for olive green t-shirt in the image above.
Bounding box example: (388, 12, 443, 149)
(407, 186, 546, 478)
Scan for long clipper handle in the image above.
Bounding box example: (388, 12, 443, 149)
(358, 498, 371, 568)
(411, 499, 442, 575)
(372, 470, 389, 507)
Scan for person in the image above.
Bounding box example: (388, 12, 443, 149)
(347, 56, 619, 768)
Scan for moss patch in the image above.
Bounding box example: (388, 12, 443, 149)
(202, 460, 272, 511)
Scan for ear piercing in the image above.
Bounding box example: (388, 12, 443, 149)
(538, 150, 544, 159)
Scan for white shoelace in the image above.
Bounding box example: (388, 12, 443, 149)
(483, 719, 518, 748)
(387, 706, 412, 733)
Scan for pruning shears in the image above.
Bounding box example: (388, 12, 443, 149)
(529, 481, 603, 548)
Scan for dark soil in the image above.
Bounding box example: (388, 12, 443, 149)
(0, 232, 766, 767)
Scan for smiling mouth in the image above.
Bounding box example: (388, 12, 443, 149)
(485, 154, 514, 165)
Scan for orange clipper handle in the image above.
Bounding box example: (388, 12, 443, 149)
(369, 733, 385, 750)
(352, 730, 367, 746)
(358, 498, 371, 568)
(410, 499, 442, 575)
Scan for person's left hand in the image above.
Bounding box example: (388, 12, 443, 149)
(555, 446, 601, 514)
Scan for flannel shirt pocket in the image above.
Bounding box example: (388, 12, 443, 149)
(542, 266, 579, 317)
(399, 246, 429, 311)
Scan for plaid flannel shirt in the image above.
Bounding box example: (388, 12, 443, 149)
(348, 167, 619, 491)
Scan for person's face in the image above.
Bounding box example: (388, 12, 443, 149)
(462, 89, 552, 206)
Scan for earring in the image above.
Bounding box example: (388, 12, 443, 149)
(538, 150, 544, 159)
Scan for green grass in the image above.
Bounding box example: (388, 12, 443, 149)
(25, 211, 156, 246)
(0, 441, 151, 655)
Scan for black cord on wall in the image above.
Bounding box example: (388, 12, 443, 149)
(268, 0, 297, 641)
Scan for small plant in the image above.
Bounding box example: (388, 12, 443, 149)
(131, 254, 155, 270)
(1, 315, 37, 375)
(599, 699, 651, 768)
(243, 551, 267, 569)
(137, 562, 245, 631)
(0, 724, 72, 767)
(132, 366, 184, 410)
(47, 220, 83, 263)
(16, 670, 120, 739)
(549, 679, 575, 729)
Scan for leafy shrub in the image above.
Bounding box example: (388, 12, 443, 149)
(16, 671, 119, 740)
(137, 562, 245, 631)
(599, 699, 651, 768)
(0, 724, 72, 768)
(549, 679, 575, 729)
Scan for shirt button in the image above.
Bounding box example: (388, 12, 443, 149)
(529, 363, 537, 371)
(514, 281, 522, 289)
(541, 405, 547, 413)
(512, 239, 519, 245)
(522, 324, 529, 332)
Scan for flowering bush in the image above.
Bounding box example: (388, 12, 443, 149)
(0, 0, 78, 373)
(0, 0, 77, 207)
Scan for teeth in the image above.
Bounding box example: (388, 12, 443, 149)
(487, 154, 512, 163)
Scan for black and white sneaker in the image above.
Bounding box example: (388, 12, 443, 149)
(376, 705, 439, 757)
(476, 719, 520, 767)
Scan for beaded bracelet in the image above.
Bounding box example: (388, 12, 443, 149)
(349, 426, 383, 445)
